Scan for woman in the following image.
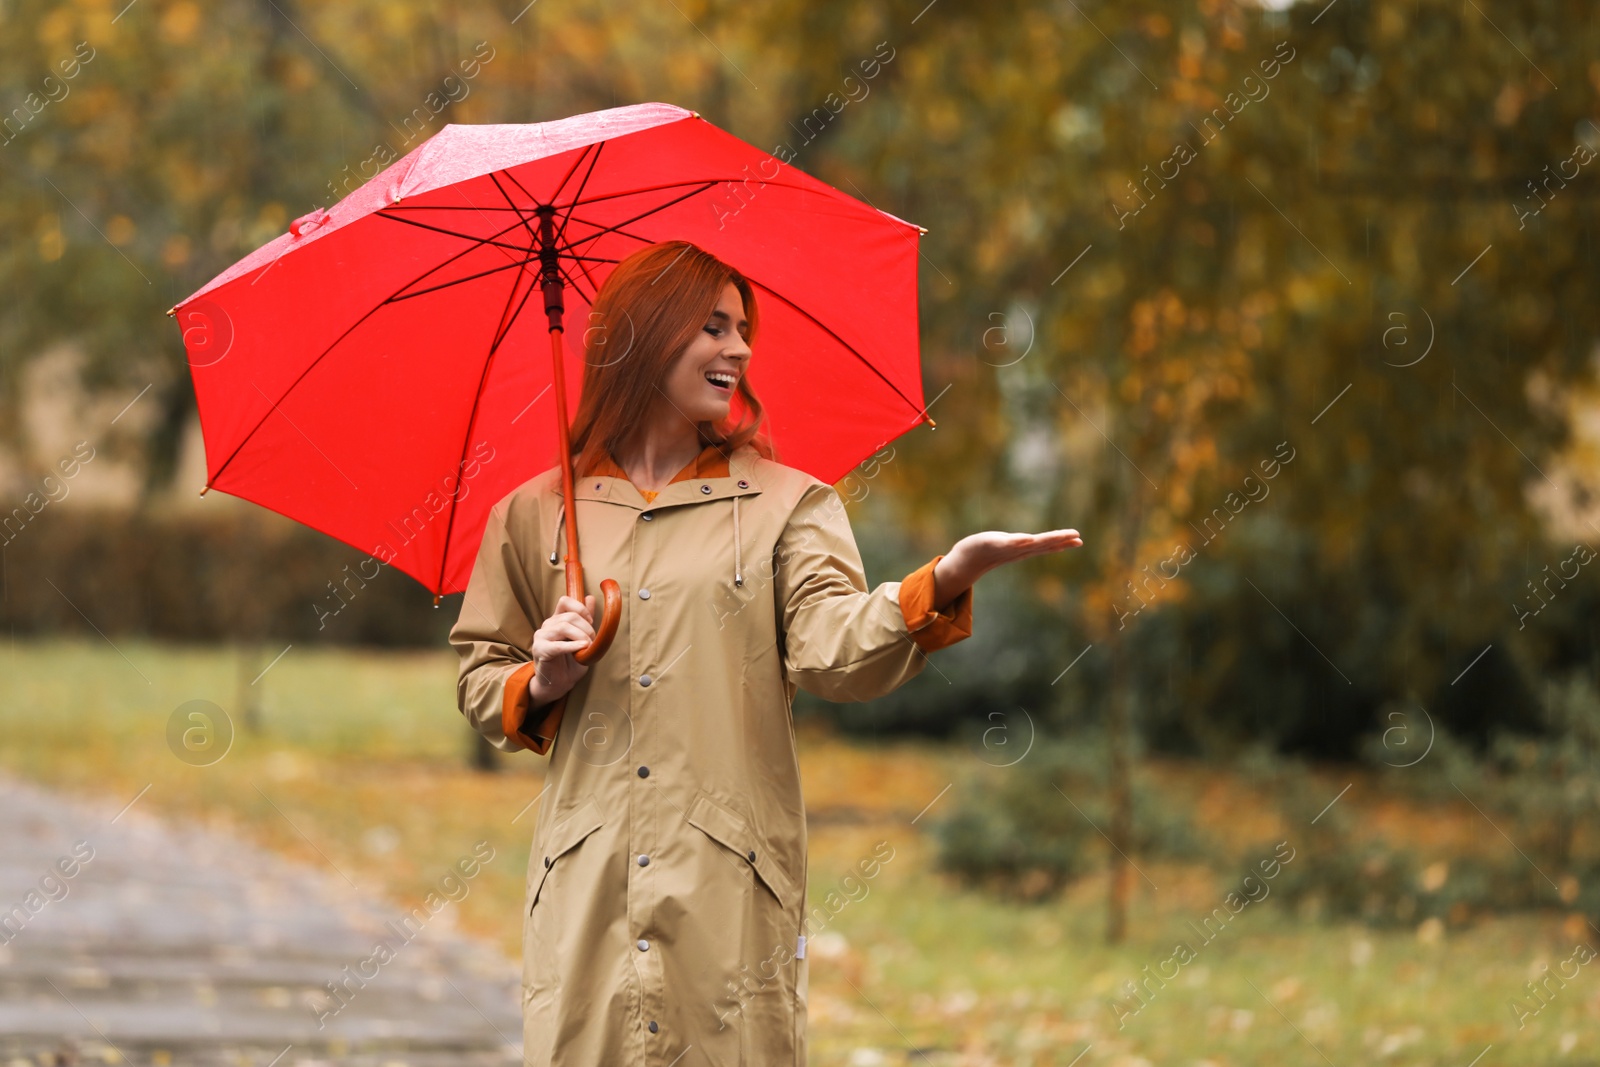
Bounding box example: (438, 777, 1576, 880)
(449, 240, 1081, 1066)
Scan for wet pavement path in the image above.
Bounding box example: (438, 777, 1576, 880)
(0, 774, 522, 1066)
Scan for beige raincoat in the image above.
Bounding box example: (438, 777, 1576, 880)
(449, 440, 972, 1066)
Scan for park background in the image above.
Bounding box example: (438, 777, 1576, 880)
(4, 0, 1600, 1063)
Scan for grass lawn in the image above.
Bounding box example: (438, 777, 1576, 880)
(2, 637, 1595, 1065)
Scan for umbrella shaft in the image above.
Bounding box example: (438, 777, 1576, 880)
(548, 324, 586, 602)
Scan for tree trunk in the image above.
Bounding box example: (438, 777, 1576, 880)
(1106, 467, 1147, 944)
(470, 730, 499, 772)
(236, 642, 262, 735)
(1107, 642, 1132, 944)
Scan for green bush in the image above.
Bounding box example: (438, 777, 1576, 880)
(0, 506, 457, 646)
(930, 733, 1207, 902)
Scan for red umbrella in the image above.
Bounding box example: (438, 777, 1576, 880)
(172, 102, 932, 661)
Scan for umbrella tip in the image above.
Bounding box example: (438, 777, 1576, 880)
(916, 225, 929, 234)
(199, 484, 209, 497)
(166, 306, 177, 317)
(432, 594, 442, 607)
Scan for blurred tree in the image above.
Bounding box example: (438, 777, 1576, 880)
(4, 0, 1600, 808)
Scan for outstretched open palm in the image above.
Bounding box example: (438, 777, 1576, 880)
(933, 528, 1083, 606)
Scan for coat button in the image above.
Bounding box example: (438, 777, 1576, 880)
(648, 1020, 659, 1033)
(637, 939, 650, 951)
(637, 765, 649, 778)
(638, 588, 650, 600)
(544, 855, 551, 867)
(737, 479, 749, 488)
(640, 674, 652, 687)
(638, 854, 650, 866)
(700, 484, 712, 494)
(641, 511, 654, 521)
(747, 850, 756, 862)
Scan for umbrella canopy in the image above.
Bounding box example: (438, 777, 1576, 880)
(173, 102, 931, 596)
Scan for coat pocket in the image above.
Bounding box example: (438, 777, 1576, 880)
(685, 792, 796, 910)
(529, 796, 606, 914)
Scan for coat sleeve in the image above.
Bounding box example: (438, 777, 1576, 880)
(448, 498, 565, 754)
(773, 482, 972, 702)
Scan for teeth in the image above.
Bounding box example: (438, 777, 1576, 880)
(707, 372, 735, 387)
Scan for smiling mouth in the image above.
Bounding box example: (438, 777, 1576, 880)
(705, 371, 736, 392)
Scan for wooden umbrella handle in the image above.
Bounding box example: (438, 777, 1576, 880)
(575, 577, 622, 665)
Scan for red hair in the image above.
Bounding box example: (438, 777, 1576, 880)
(567, 240, 774, 476)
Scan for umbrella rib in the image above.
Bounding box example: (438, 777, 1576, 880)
(488, 163, 604, 336)
(205, 213, 536, 492)
(386, 251, 538, 303)
(539, 141, 601, 216)
(490, 258, 545, 354)
(555, 177, 828, 213)
(559, 211, 653, 240)
(552, 208, 680, 295)
(381, 204, 549, 211)
(540, 181, 725, 302)
(435, 253, 549, 593)
(376, 211, 540, 260)
(383, 250, 622, 305)
(557, 261, 597, 306)
(564, 242, 606, 304)
(551, 141, 605, 251)
(746, 273, 926, 420)
(567, 181, 720, 239)
(488, 171, 542, 246)
(552, 208, 678, 295)
(552, 182, 720, 262)
(550, 211, 631, 297)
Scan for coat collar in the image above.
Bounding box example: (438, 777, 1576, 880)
(557, 442, 765, 511)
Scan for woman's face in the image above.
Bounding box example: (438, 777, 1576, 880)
(658, 282, 751, 424)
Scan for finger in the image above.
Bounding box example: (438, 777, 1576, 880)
(1020, 529, 1081, 545)
(583, 593, 596, 622)
(539, 639, 592, 656)
(998, 532, 1082, 559)
(548, 617, 595, 641)
(560, 616, 596, 640)
(554, 595, 586, 615)
(1024, 532, 1083, 554)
